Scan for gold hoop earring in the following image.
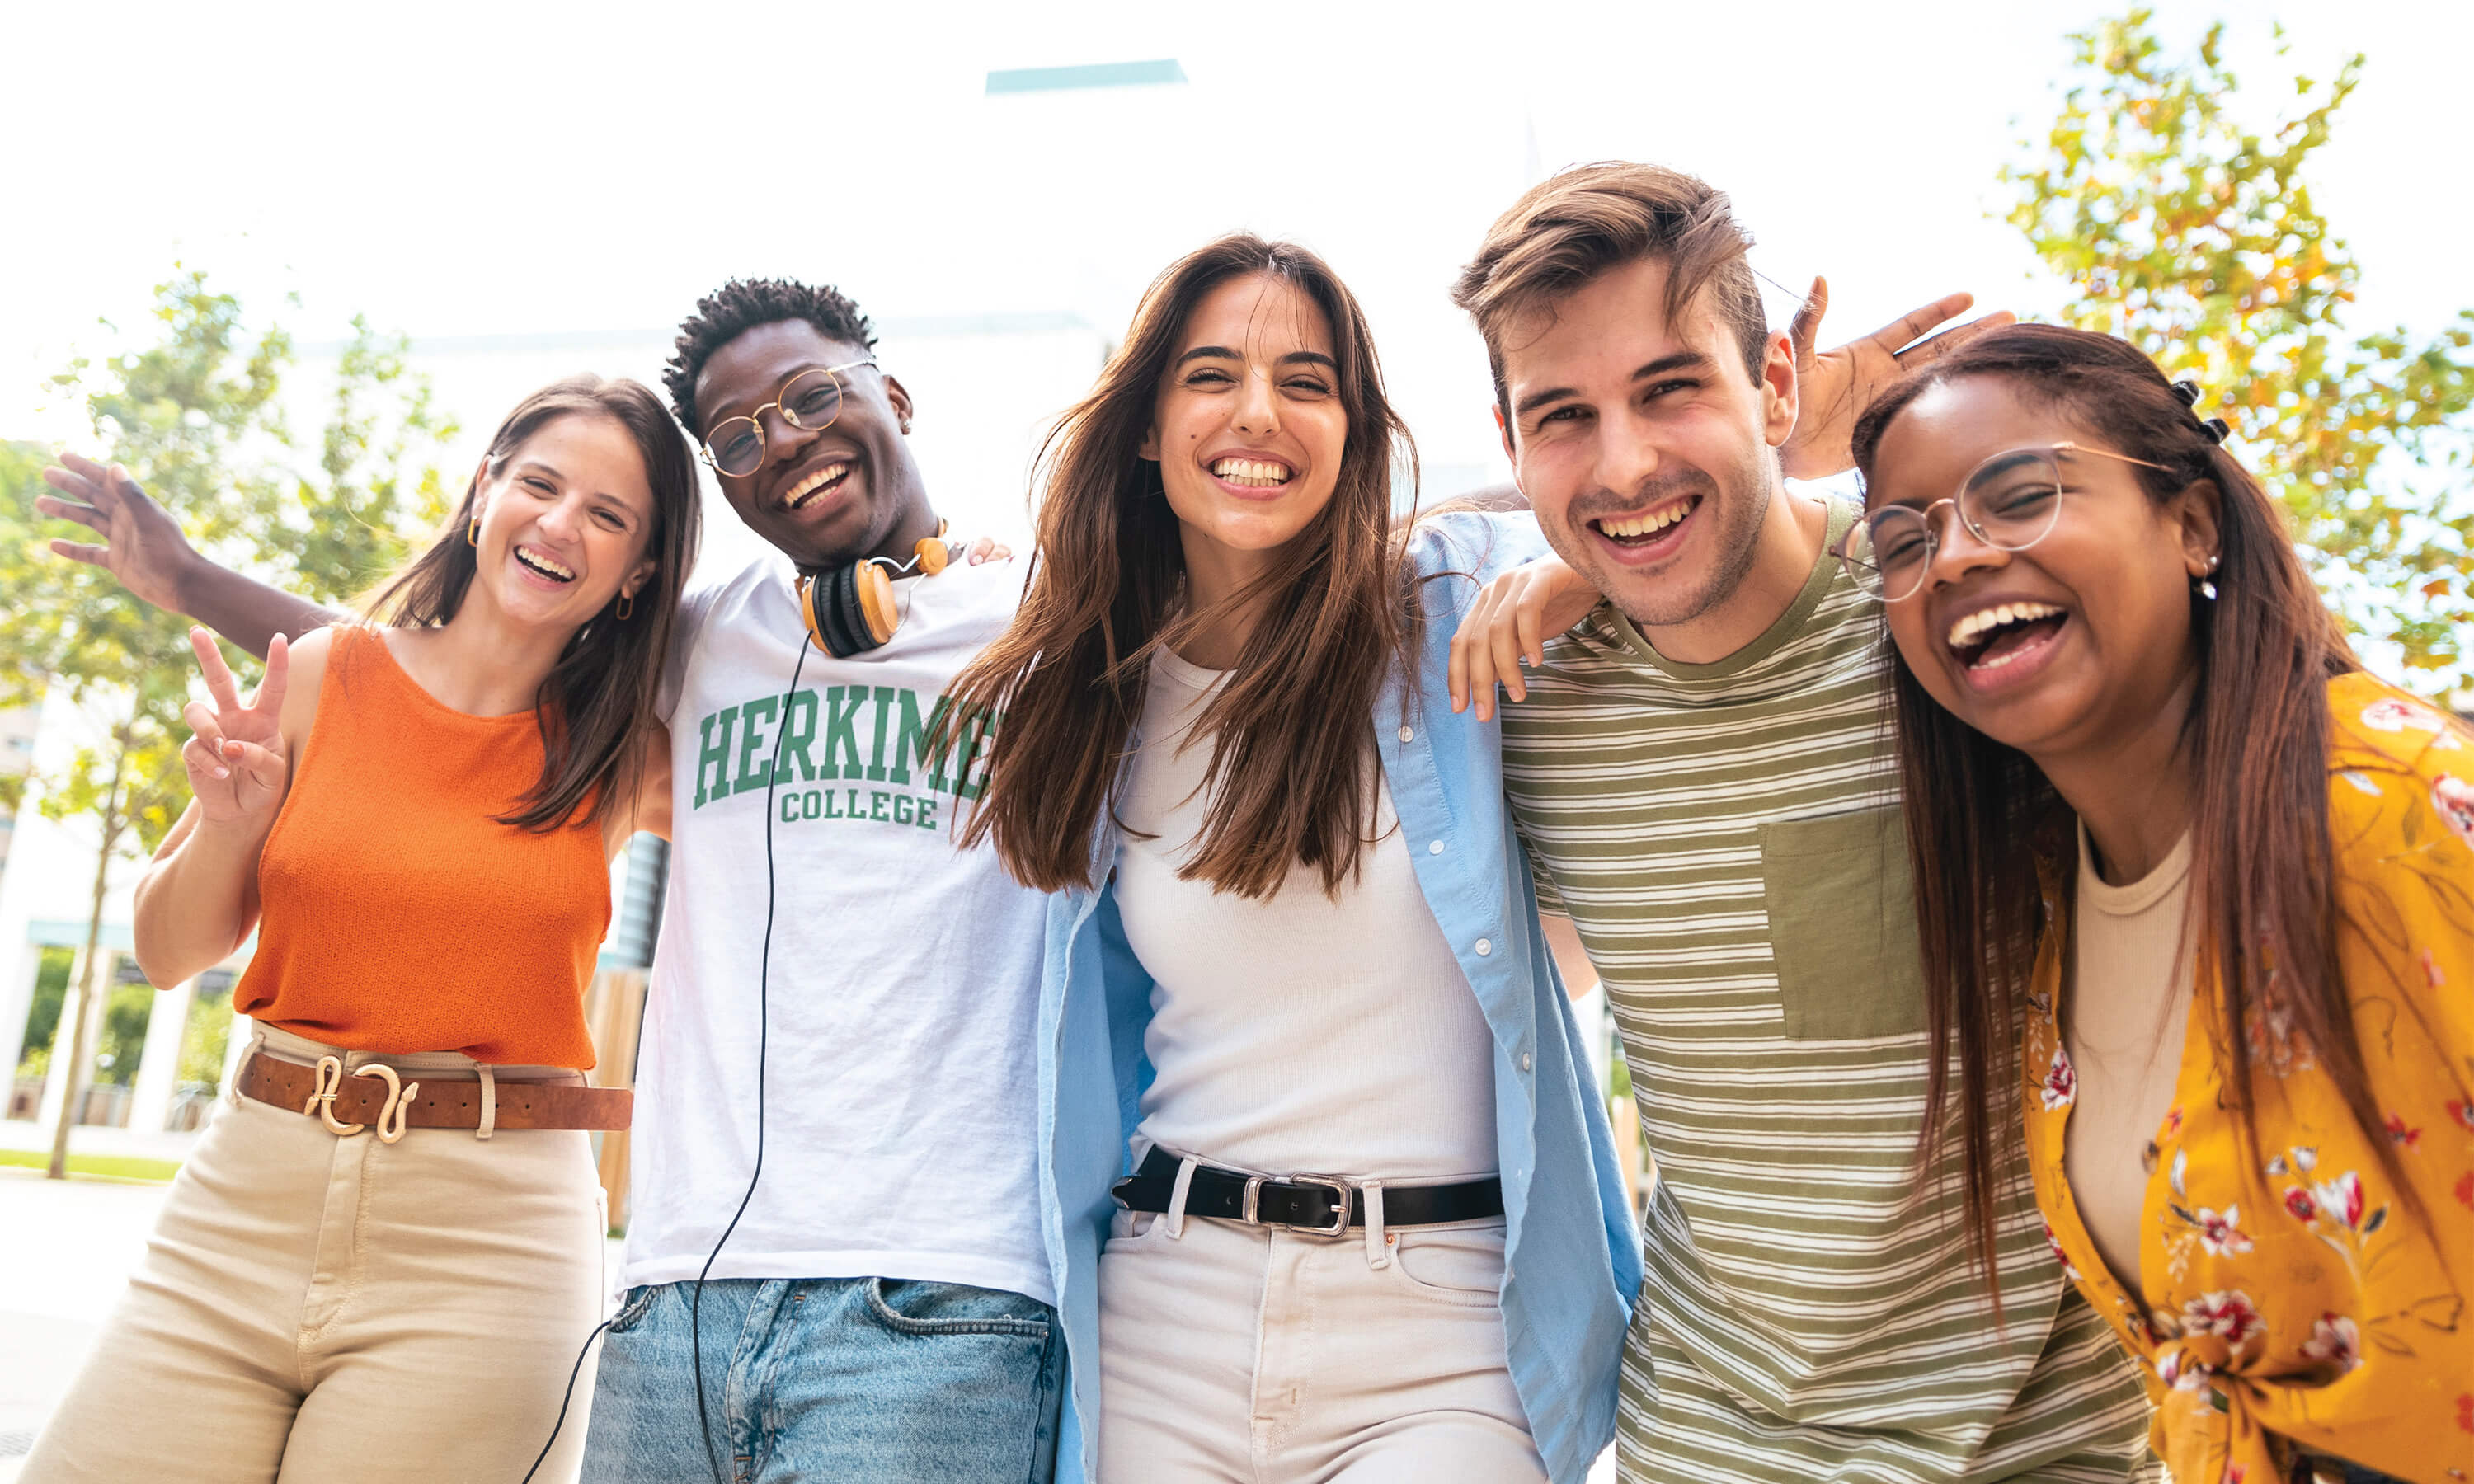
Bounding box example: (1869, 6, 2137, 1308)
(467, 517, 479, 547)
(615, 592, 634, 621)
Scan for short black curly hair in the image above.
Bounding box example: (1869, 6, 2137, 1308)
(662, 278, 878, 434)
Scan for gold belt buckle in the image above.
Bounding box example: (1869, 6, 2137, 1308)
(354, 1064, 419, 1144)
(300, 1055, 419, 1143)
(303, 1055, 364, 1137)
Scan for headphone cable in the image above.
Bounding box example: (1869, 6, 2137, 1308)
(518, 632, 814, 1483)
(688, 633, 813, 1482)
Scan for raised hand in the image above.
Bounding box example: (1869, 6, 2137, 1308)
(37, 453, 201, 613)
(1780, 279, 2017, 481)
(1449, 556, 1601, 721)
(181, 628, 290, 829)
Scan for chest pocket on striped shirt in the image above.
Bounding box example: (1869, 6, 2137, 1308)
(1757, 807, 1929, 1040)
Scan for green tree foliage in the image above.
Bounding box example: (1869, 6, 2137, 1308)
(96, 974, 154, 1090)
(2004, 11, 2474, 691)
(176, 975, 235, 1089)
(291, 317, 459, 602)
(36, 274, 460, 603)
(12, 946, 73, 1077)
(2, 269, 452, 1170)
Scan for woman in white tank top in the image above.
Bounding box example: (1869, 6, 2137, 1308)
(946, 237, 1639, 1483)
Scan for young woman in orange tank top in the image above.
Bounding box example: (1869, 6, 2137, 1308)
(22, 377, 699, 1484)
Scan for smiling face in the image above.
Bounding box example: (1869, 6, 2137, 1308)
(1141, 273, 1348, 594)
(468, 412, 659, 628)
(693, 318, 929, 568)
(1866, 376, 2219, 762)
(1497, 255, 1798, 637)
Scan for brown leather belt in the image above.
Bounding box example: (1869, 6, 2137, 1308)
(238, 1051, 631, 1134)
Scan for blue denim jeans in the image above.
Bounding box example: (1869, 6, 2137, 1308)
(581, 1276, 1062, 1483)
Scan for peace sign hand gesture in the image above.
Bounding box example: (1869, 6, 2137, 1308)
(182, 627, 290, 831)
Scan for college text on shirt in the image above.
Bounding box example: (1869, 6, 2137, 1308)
(689, 683, 995, 830)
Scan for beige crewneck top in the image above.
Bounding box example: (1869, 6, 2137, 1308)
(2062, 819, 2198, 1291)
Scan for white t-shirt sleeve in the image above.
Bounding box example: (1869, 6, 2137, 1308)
(656, 579, 725, 725)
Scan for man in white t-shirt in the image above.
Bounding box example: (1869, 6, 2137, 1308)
(35, 278, 1065, 1483)
(585, 279, 1059, 1482)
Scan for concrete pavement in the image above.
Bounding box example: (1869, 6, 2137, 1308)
(0, 1168, 167, 1478)
(0, 1157, 1616, 1482)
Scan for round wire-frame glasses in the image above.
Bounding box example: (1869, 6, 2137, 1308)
(1834, 441, 2170, 603)
(698, 359, 877, 477)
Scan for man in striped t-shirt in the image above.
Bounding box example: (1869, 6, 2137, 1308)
(1447, 165, 2154, 1482)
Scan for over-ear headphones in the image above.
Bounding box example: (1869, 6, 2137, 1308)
(794, 521, 953, 657)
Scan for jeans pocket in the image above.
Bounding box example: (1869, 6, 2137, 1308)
(1388, 1223, 1507, 1308)
(1758, 807, 1931, 1041)
(864, 1278, 1056, 1339)
(605, 1283, 661, 1335)
(1104, 1207, 1163, 1249)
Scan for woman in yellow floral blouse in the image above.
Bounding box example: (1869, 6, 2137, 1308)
(1843, 323, 2472, 1484)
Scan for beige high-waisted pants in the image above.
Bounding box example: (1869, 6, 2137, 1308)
(22, 1023, 608, 1483)
(1096, 1158, 1548, 1484)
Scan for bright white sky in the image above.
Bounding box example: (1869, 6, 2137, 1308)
(4, 0, 2462, 561)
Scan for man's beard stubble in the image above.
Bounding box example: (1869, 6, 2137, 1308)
(1557, 453, 1774, 633)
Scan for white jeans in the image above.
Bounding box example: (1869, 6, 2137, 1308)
(1096, 1161, 1545, 1483)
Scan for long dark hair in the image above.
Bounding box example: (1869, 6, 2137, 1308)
(1849, 323, 2373, 1283)
(363, 374, 700, 833)
(948, 234, 1418, 898)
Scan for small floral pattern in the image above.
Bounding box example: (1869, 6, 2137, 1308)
(2434, 774, 2474, 848)
(2040, 1046, 2077, 1111)
(2301, 1313, 2361, 1375)
(2359, 697, 2445, 733)
(2022, 675, 2474, 1484)
(2190, 1206, 2251, 1257)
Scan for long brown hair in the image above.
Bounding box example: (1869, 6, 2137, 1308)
(948, 235, 1418, 898)
(1849, 323, 2378, 1283)
(363, 374, 700, 832)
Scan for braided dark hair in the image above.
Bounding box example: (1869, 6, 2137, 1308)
(663, 278, 878, 434)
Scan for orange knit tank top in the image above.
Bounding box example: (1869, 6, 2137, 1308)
(232, 625, 611, 1068)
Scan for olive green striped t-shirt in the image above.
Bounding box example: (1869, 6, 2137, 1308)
(1500, 500, 2153, 1484)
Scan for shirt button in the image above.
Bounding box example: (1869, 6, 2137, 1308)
(1428, 840, 1445, 855)
(1475, 938, 1493, 956)
(1520, 1052, 1533, 1072)
(1398, 726, 1414, 743)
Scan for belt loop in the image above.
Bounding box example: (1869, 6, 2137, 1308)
(1164, 1155, 1198, 1240)
(1362, 1181, 1390, 1269)
(476, 1064, 498, 1141)
(228, 1026, 267, 1106)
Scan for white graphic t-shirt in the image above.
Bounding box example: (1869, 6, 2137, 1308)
(620, 550, 1052, 1304)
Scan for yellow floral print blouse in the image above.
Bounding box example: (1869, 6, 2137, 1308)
(2024, 673, 2474, 1484)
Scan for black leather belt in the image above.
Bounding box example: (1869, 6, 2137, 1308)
(1110, 1147, 1504, 1235)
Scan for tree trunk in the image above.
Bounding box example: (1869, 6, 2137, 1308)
(47, 735, 129, 1181)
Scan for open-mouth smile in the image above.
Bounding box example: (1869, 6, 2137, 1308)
(1945, 600, 2070, 682)
(1586, 493, 1700, 560)
(1208, 455, 1293, 491)
(780, 460, 853, 512)
(513, 543, 576, 584)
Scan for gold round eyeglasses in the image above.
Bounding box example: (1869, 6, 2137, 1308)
(698, 359, 877, 478)
(1835, 441, 2168, 603)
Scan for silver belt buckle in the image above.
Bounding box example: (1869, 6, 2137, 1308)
(1274, 1173, 1352, 1236)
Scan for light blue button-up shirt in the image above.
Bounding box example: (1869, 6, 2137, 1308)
(1033, 512, 1644, 1483)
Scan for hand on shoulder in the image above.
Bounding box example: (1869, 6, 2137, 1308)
(1449, 555, 1601, 722)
